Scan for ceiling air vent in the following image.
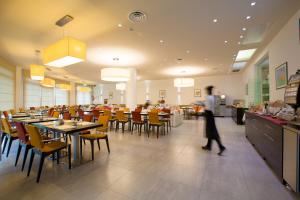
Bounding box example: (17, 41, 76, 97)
(128, 11, 147, 23)
(232, 69, 240, 73)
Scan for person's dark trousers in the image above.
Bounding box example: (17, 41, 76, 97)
(206, 137, 225, 150)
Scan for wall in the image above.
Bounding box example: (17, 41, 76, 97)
(137, 74, 244, 105)
(243, 8, 300, 105)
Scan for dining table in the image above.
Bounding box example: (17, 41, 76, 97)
(13, 117, 58, 124)
(11, 113, 45, 118)
(32, 120, 102, 164)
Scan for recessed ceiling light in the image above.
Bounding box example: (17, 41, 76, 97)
(238, 42, 241, 45)
(186, 50, 190, 54)
(159, 40, 164, 43)
(246, 16, 251, 20)
(213, 19, 218, 23)
(251, 2, 256, 6)
(118, 24, 123, 27)
(204, 58, 208, 61)
(233, 62, 247, 70)
(224, 40, 228, 44)
(233, 54, 236, 57)
(236, 49, 257, 62)
(242, 27, 247, 31)
(240, 35, 244, 39)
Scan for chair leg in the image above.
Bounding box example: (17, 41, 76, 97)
(97, 139, 101, 151)
(27, 150, 35, 177)
(148, 125, 150, 137)
(157, 126, 159, 139)
(68, 145, 71, 170)
(90, 140, 94, 160)
(56, 151, 60, 164)
(68, 134, 72, 142)
(122, 123, 125, 133)
(15, 143, 22, 166)
(2, 135, 8, 154)
(36, 154, 45, 183)
(105, 137, 110, 153)
(21, 146, 30, 171)
(6, 137, 13, 157)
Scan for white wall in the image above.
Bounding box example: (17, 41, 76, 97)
(243, 8, 300, 104)
(137, 74, 244, 105)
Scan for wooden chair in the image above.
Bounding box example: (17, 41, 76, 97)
(1, 118, 18, 157)
(148, 112, 165, 138)
(52, 111, 60, 118)
(92, 110, 100, 122)
(160, 109, 171, 133)
(131, 111, 146, 135)
(103, 110, 116, 131)
(63, 112, 72, 120)
(10, 109, 16, 115)
(80, 116, 110, 160)
(26, 125, 71, 183)
(115, 111, 129, 133)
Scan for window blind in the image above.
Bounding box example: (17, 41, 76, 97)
(24, 79, 41, 108)
(77, 90, 91, 105)
(41, 86, 54, 107)
(55, 88, 69, 105)
(0, 67, 14, 111)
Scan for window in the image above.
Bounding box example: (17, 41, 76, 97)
(55, 88, 69, 105)
(24, 79, 41, 108)
(0, 67, 14, 110)
(77, 88, 91, 105)
(41, 86, 54, 106)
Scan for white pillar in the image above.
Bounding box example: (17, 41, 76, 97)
(15, 66, 24, 109)
(70, 82, 76, 105)
(177, 87, 181, 105)
(126, 68, 137, 110)
(145, 80, 151, 101)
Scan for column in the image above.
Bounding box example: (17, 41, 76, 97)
(15, 66, 24, 109)
(177, 87, 181, 105)
(145, 80, 151, 101)
(126, 68, 137, 110)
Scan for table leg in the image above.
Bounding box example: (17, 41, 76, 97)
(72, 132, 80, 163)
(0, 132, 2, 161)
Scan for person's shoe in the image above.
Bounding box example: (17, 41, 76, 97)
(218, 147, 226, 156)
(202, 146, 211, 151)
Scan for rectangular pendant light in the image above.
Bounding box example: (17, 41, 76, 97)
(41, 78, 55, 87)
(30, 64, 45, 80)
(43, 37, 86, 68)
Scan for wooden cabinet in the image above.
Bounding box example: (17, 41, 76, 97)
(245, 112, 283, 180)
(232, 107, 246, 125)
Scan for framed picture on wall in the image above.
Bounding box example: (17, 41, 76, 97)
(275, 62, 288, 89)
(194, 89, 201, 97)
(159, 90, 166, 98)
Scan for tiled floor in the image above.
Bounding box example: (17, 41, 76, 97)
(0, 118, 298, 200)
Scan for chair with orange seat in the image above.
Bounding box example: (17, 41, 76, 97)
(26, 125, 71, 183)
(103, 110, 116, 131)
(92, 109, 100, 122)
(80, 115, 110, 160)
(1, 118, 18, 157)
(52, 111, 60, 118)
(115, 111, 129, 133)
(63, 112, 72, 120)
(19, 108, 25, 113)
(131, 111, 147, 135)
(10, 109, 16, 115)
(148, 112, 165, 138)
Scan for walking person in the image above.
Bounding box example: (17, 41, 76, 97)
(202, 86, 226, 155)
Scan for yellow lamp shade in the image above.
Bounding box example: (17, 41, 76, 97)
(41, 78, 55, 87)
(77, 86, 91, 93)
(56, 84, 71, 90)
(43, 37, 86, 68)
(30, 64, 45, 80)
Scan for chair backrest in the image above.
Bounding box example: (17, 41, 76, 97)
(161, 108, 171, 118)
(63, 112, 72, 120)
(30, 107, 35, 110)
(69, 108, 76, 116)
(83, 114, 93, 122)
(92, 110, 100, 117)
(132, 111, 142, 122)
(15, 122, 29, 143)
(52, 111, 60, 118)
(3, 111, 9, 118)
(26, 125, 44, 149)
(148, 112, 160, 124)
(123, 107, 130, 112)
(103, 110, 113, 120)
(150, 108, 159, 113)
(116, 111, 126, 121)
(1, 118, 12, 134)
(10, 109, 16, 115)
(19, 108, 25, 112)
(78, 109, 84, 117)
(48, 108, 54, 117)
(97, 115, 109, 132)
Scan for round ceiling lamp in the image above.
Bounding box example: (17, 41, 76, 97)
(116, 83, 126, 91)
(56, 84, 71, 90)
(174, 78, 194, 88)
(41, 78, 55, 87)
(101, 68, 130, 82)
(30, 64, 45, 80)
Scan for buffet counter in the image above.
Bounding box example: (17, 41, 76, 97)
(245, 112, 287, 181)
(231, 105, 247, 125)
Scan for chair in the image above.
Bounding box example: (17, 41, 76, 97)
(19, 108, 25, 113)
(48, 108, 54, 117)
(63, 112, 72, 120)
(26, 125, 71, 183)
(115, 111, 129, 133)
(131, 111, 146, 135)
(103, 110, 116, 131)
(78, 109, 84, 119)
(69, 107, 76, 118)
(1, 118, 18, 157)
(3, 111, 9, 118)
(92, 110, 100, 122)
(160, 109, 171, 133)
(80, 116, 110, 160)
(15, 122, 32, 171)
(82, 114, 93, 122)
(148, 112, 165, 138)
(52, 111, 60, 118)
(30, 107, 35, 110)
(10, 109, 16, 115)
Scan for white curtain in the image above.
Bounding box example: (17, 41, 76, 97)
(24, 80, 41, 108)
(55, 88, 69, 105)
(0, 67, 14, 110)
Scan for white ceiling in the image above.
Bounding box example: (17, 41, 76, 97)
(0, 0, 299, 84)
